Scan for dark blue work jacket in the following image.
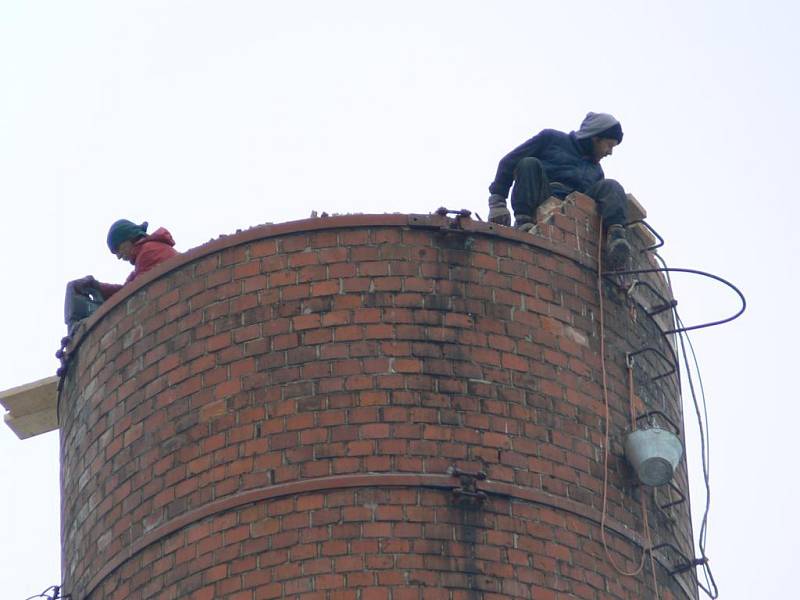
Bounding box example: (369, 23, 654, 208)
(489, 129, 604, 198)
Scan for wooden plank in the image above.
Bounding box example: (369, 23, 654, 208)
(0, 376, 59, 439)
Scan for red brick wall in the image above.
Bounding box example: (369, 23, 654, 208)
(60, 202, 696, 599)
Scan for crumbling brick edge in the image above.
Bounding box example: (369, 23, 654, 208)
(64, 213, 592, 358)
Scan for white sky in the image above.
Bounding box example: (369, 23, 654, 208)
(1, 1, 796, 598)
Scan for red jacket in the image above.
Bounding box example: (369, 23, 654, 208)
(97, 228, 179, 299)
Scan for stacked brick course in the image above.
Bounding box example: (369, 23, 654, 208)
(60, 196, 696, 599)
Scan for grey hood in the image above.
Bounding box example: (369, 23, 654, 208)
(574, 112, 621, 140)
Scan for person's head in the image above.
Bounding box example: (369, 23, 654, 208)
(591, 137, 619, 162)
(107, 219, 149, 264)
(575, 112, 623, 163)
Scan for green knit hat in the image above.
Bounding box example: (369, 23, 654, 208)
(107, 219, 148, 252)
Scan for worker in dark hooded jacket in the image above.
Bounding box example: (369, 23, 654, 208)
(65, 220, 179, 330)
(487, 112, 631, 267)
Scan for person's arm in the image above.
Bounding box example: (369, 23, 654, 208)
(96, 281, 123, 299)
(70, 275, 120, 300)
(488, 129, 552, 198)
(90, 243, 179, 299)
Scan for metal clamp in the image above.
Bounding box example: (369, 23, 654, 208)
(448, 466, 488, 507)
(435, 207, 473, 230)
(435, 207, 472, 218)
(651, 541, 708, 576)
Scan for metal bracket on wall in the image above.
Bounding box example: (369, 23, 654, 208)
(608, 267, 747, 335)
(625, 219, 665, 253)
(650, 542, 719, 598)
(434, 207, 474, 230)
(654, 480, 687, 511)
(447, 466, 488, 507)
(626, 279, 678, 317)
(626, 348, 678, 382)
(652, 541, 707, 576)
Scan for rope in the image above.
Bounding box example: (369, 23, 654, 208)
(631, 363, 661, 598)
(597, 219, 660, 598)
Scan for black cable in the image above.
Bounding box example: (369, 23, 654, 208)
(638, 253, 727, 598)
(676, 327, 711, 593)
(676, 316, 718, 598)
(653, 253, 672, 288)
(24, 585, 71, 600)
(23, 587, 60, 600)
(630, 242, 740, 598)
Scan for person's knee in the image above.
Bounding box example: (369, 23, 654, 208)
(590, 178, 628, 224)
(515, 157, 544, 176)
(597, 178, 625, 195)
(589, 178, 627, 207)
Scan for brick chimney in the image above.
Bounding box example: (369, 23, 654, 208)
(59, 198, 696, 599)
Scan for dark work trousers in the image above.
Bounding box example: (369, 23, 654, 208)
(509, 157, 628, 227)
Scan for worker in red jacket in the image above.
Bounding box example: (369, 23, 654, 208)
(65, 220, 179, 330)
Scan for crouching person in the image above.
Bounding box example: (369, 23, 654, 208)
(487, 112, 631, 268)
(65, 219, 179, 331)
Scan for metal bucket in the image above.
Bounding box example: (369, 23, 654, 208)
(624, 427, 684, 487)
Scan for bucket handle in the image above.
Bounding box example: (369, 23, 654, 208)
(634, 410, 680, 436)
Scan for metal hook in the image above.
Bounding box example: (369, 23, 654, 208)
(626, 347, 677, 381)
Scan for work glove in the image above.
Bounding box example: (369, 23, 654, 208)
(487, 194, 511, 226)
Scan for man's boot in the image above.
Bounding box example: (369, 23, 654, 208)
(514, 214, 536, 233)
(605, 224, 631, 269)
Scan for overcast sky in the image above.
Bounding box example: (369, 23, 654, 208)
(1, 1, 796, 598)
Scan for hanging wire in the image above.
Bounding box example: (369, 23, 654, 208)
(647, 248, 723, 598)
(675, 313, 719, 598)
(607, 238, 740, 599)
(23, 586, 70, 600)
